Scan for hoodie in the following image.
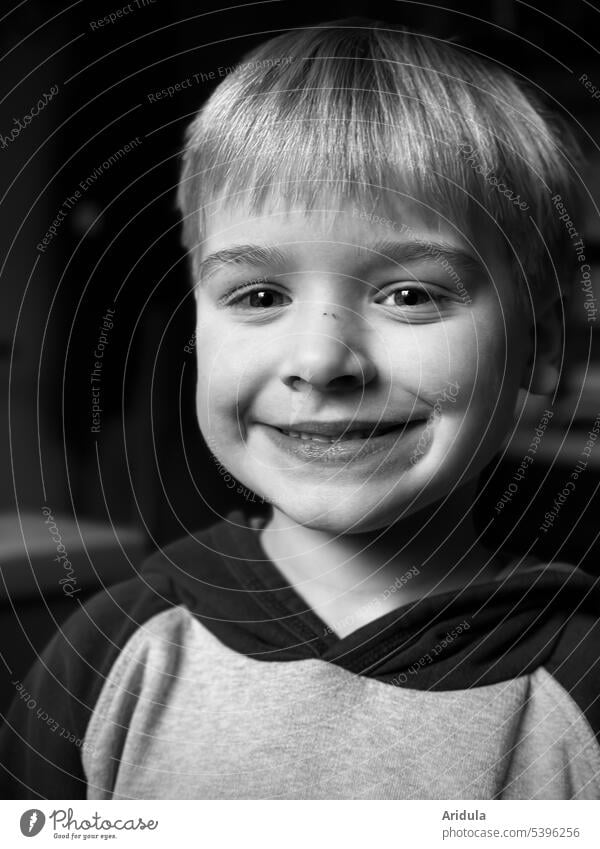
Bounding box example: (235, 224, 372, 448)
(1, 510, 600, 800)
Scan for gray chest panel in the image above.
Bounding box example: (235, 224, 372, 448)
(82, 607, 600, 800)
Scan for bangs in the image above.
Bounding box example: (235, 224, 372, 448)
(178, 20, 580, 293)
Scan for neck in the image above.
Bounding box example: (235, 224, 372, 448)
(259, 481, 501, 635)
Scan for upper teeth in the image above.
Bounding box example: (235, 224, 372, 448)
(281, 428, 389, 441)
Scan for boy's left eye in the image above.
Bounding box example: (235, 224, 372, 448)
(378, 285, 440, 309)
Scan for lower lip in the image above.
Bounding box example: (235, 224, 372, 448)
(258, 421, 429, 465)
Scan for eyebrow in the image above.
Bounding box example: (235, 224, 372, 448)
(198, 244, 288, 284)
(197, 238, 486, 284)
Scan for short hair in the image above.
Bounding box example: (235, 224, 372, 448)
(176, 17, 582, 305)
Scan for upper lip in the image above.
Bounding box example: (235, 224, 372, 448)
(266, 419, 422, 436)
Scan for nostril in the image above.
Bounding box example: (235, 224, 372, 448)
(288, 374, 360, 392)
(328, 375, 362, 391)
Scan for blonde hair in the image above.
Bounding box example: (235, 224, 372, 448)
(176, 17, 582, 301)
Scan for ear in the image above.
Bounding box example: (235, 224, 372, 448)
(523, 291, 564, 396)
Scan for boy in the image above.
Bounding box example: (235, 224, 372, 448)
(2, 18, 599, 800)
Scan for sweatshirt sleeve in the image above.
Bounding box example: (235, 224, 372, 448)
(0, 574, 175, 799)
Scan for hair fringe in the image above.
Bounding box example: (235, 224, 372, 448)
(176, 17, 583, 301)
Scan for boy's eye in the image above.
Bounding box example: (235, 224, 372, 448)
(378, 284, 447, 311)
(245, 289, 288, 308)
(219, 282, 289, 309)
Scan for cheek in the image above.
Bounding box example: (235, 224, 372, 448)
(195, 320, 235, 431)
(194, 320, 266, 434)
(387, 321, 487, 400)
(396, 315, 514, 427)
(440, 315, 521, 444)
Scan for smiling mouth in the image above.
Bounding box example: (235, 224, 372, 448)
(273, 422, 417, 443)
(261, 418, 430, 464)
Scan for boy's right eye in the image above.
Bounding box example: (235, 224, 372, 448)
(217, 281, 290, 309)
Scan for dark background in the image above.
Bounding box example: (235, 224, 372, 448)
(1, 0, 600, 707)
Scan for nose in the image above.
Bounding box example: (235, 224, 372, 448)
(277, 310, 377, 393)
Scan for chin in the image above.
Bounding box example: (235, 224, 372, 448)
(270, 493, 405, 535)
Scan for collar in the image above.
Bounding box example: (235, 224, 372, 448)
(142, 510, 597, 689)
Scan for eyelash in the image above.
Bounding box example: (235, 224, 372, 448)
(218, 281, 451, 312)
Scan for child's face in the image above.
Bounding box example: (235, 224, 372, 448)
(194, 194, 529, 533)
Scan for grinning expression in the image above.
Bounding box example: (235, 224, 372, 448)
(193, 195, 529, 533)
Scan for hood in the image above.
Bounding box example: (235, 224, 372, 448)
(141, 510, 600, 691)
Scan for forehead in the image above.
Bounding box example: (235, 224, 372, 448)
(198, 192, 503, 281)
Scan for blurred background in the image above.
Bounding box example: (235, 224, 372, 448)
(1, 0, 600, 708)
